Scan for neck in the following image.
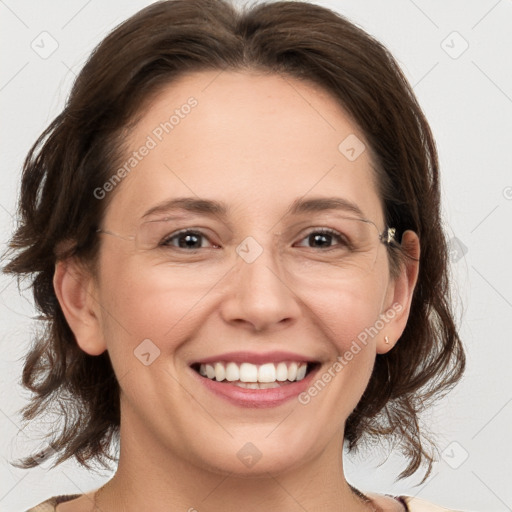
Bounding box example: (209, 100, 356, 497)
(98, 416, 374, 512)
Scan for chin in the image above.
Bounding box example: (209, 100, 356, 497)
(187, 431, 320, 478)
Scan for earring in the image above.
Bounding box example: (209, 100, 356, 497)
(384, 336, 390, 344)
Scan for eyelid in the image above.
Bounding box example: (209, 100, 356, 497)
(141, 214, 193, 227)
(140, 214, 236, 238)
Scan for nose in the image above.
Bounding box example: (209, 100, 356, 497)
(219, 238, 301, 332)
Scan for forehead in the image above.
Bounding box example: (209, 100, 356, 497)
(105, 70, 384, 228)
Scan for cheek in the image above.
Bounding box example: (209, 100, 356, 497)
(297, 283, 385, 419)
(302, 274, 388, 352)
(97, 252, 214, 339)
(95, 254, 195, 378)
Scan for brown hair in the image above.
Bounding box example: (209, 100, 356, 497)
(2, 0, 465, 483)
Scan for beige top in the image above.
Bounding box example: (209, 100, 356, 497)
(24, 493, 465, 511)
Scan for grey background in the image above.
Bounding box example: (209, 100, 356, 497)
(1, 1, 511, 511)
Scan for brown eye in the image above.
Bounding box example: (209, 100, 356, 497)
(161, 230, 214, 250)
(295, 228, 348, 250)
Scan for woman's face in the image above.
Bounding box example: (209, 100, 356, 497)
(71, 71, 415, 476)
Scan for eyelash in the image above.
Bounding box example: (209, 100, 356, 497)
(160, 228, 348, 251)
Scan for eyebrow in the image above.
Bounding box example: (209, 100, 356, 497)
(141, 196, 365, 220)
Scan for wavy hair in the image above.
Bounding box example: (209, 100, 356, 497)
(2, 0, 465, 483)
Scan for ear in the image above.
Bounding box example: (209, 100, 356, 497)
(376, 230, 420, 355)
(53, 257, 107, 356)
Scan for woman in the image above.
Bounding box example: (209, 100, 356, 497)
(3, 0, 467, 510)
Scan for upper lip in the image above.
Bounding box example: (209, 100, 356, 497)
(189, 351, 320, 366)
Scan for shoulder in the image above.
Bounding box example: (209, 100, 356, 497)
(24, 494, 82, 512)
(400, 495, 466, 512)
(366, 492, 466, 512)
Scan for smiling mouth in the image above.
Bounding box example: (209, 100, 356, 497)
(190, 361, 320, 389)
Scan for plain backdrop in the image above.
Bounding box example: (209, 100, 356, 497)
(1, 1, 511, 511)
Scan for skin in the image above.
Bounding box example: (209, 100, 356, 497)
(53, 70, 420, 512)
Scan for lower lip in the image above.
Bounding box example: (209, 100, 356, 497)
(190, 365, 320, 408)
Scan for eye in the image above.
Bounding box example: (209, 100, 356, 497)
(157, 228, 349, 251)
(295, 228, 349, 250)
(160, 229, 218, 250)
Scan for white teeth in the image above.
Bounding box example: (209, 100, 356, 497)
(275, 362, 288, 381)
(214, 362, 225, 381)
(225, 362, 239, 382)
(288, 362, 298, 381)
(234, 381, 281, 389)
(237, 382, 260, 389)
(239, 362, 258, 382)
(296, 364, 307, 381)
(205, 364, 215, 379)
(197, 361, 310, 384)
(258, 363, 276, 382)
